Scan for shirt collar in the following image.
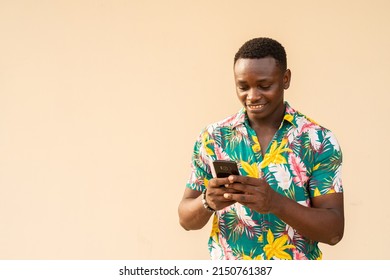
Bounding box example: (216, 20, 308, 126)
(231, 101, 298, 129)
(283, 102, 298, 128)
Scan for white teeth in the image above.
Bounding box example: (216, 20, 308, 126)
(248, 104, 264, 109)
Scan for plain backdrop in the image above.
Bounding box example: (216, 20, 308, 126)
(0, 0, 389, 259)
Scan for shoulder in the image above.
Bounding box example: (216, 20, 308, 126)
(288, 106, 341, 152)
(293, 108, 334, 135)
(199, 109, 245, 137)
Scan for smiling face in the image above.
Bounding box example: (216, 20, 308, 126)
(234, 57, 291, 127)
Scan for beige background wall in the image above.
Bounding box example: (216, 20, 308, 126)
(0, 0, 389, 259)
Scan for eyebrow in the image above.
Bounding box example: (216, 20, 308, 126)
(236, 78, 271, 83)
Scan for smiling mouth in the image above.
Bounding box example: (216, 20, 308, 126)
(247, 104, 266, 110)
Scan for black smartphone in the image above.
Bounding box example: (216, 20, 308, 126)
(212, 160, 240, 178)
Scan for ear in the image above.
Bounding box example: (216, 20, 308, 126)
(283, 69, 291, 90)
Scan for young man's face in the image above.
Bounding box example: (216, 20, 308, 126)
(234, 57, 291, 125)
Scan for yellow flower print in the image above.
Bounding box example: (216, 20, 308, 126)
(240, 161, 260, 178)
(258, 234, 263, 243)
(204, 178, 209, 188)
(242, 254, 263, 260)
(284, 114, 294, 123)
(202, 132, 215, 156)
(313, 163, 321, 171)
(263, 229, 295, 260)
(210, 215, 219, 238)
(261, 138, 292, 168)
(251, 135, 261, 153)
(314, 188, 321, 197)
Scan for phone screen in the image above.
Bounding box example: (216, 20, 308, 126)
(212, 160, 239, 178)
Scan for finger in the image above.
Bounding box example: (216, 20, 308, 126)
(209, 177, 231, 188)
(228, 175, 266, 186)
(223, 192, 256, 203)
(225, 181, 263, 194)
(225, 182, 247, 192)
(224, 188, 244, 194)
(209, 193, 236, 208)
(228, 175, 261, 184)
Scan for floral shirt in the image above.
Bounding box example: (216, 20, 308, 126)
(186, 102, 343, 260)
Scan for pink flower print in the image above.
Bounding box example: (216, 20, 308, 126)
(288, 153, 308, 188)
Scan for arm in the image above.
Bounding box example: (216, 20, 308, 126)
(178, 188, 213, 231)
(224, 175, 344, 245)
(270, 190, 344, 245)
(178, 177, 240, 230)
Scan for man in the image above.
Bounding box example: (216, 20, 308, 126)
(178, 37, 344, 260)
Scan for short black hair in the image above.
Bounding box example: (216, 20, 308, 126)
(234, 37, 287, 71)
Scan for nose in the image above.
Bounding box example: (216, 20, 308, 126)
(247, 88, 262, 102)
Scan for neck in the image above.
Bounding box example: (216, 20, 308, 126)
(248, 103, 286, 131)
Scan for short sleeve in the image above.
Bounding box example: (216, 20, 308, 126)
(308, 130, 343, 197)
(186, 133, 213, 192)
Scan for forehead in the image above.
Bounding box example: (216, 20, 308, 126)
(234, 57, 281, 79)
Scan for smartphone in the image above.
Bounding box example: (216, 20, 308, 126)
(212, 160, 240, 178)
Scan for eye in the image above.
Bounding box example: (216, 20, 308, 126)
(237, 85, 249, 91)
(258, 85, 271, 90)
